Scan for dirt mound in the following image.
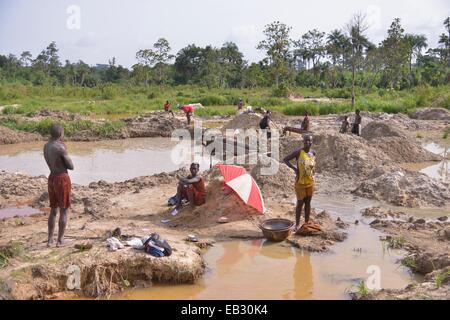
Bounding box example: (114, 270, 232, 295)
(0, 126, 41, 145)
(355, 120, 438, 163)
(31, 109, 85, 121)
(410, 108, 450, 121)
(361, 121, 407, 140)
(164, 172, 264, 231)
(353, 169, 450, 207)
(123, 112, 184, 138)
(338, 112, 432, 131)
(1, 242, 204, 299)
(248, 157, 296, 196)
(367, 137, 440, 163)
(222, 113, 262, 132)
(281, 133, 390, 177)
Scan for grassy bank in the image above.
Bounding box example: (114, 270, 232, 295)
(0, 84, 449, 117)
(0, 116, 125, 138)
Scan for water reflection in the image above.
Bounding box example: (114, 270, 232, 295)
(0, 138, 215, 185)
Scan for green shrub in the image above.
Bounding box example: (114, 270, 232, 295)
(197, 95, 228, 106)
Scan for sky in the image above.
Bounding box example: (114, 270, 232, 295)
(0, 0, 448, 68)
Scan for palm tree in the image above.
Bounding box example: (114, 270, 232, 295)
(345, 13, 370, 108)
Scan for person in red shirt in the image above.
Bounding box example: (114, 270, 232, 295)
(174, 162, 206, 210)
(177, 104, 194, 124)
(163, 100, 174, 117)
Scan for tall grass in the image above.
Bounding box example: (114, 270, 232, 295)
(1, 84, 449, 118)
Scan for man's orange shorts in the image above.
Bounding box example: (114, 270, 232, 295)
(294, 183, 314, 201)
(182, 184, 205, 206)
(48, 173, 71, 209)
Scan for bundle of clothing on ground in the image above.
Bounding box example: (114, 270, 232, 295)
(106, 232, 172, 257)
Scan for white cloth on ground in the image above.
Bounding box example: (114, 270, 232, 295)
(106, 237, 124, 251)
(125, 237, 144, 250)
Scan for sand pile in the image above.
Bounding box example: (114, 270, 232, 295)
(167, 170, 263, 229)
(222, 113, 262, 132)
(123, 112, 184, 138)
(361, 121, 440, 163)
(248, 156, 296, 196)
(353, 168, 450, 207)
(410, 108, 450, 121)
(280, 133, 389, 177)
(338, 112, 432, 131)
(368, 137, 440, 163)
(361, 121, 407, 140)
(0, 126, 41, 145)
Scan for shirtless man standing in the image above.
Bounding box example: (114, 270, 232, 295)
(43, 124, 74, 247)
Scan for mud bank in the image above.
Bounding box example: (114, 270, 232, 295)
(0, 242, 204, 300)
(353, 168, 450, 207)
(410, 108, 450, 121)
(0, 126, 41, 145)
(0, 111, 188, 144)
(352, 207, 450, 300)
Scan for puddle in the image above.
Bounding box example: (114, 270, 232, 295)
(422, 141, 448, 157)
(0, 138, 216, 185)
(0, 206, 41, 219)
(401, 161, 449, 183)
(113, 195, 417, 300)
(114, 234, 414, 300)
(396, 141, 450, 183)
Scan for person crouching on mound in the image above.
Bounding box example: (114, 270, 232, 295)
(173, 163, 206, 213)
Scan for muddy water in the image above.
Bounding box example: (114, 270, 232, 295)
(114, 195, 417, 300)
(0, 206, 41, 219)
(403, 141, 450, 183)
(0, 138, 215, 185)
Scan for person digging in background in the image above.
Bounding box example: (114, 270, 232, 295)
(237, 98, 244, 111)
(171, 163, 206, 215)
(340, 115, 349, 133)
(283, 134, 316, 232)
(351, 109, 362, 136)
(177, 103, 194, 125)
(259, 110, 272, 139)
(43, 124, 74, 247)
(164, 100, 175, 117)
(300, 112, 310, 132)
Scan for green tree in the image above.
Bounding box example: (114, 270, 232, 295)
(19, 51, 32, 67)
(219, 42, 246, 87)
(405, 34, 428, 85)
(174, 44, 203, 84)
(381, 18, 411, 89)
(257, 21, 293, 89)
(345, 13, 371, 107)
(294, 29, 326, 85)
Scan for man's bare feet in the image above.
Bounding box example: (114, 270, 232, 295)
(47, 239, 54, 247)
(56, 239, 67, 247)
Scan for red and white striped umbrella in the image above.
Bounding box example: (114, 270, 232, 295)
(216, 164, 265, 214)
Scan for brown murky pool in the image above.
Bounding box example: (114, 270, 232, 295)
(0, 206, 42, 219)
(0, 138, 215, 185)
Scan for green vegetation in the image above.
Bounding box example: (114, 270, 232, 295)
(0, 241, 26, 268)
(385, 236, 406, 249)
(443, 129, 449, 140)
(435, 270, 450, 288)
(0, 116, 125, 138)
(1, 84, 448, 119)
(402, 256, 418, 271)
(354, 280, 371, 298)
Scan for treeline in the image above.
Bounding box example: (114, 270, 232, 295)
(0, 15, 449, 97)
